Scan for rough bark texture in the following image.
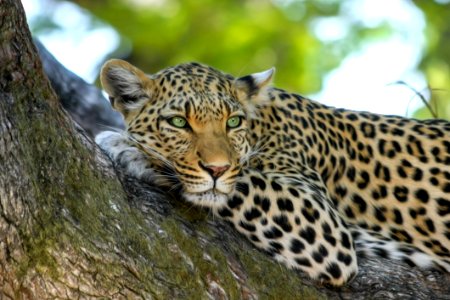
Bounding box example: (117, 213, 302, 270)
(0, 1, 449, 299)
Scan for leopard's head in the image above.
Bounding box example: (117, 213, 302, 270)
(100, 59, 273, 206)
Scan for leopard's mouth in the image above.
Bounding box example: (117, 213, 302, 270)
(182, 189, 228, 207)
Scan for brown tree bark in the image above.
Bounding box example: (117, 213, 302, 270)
(0, 1, 449, 299)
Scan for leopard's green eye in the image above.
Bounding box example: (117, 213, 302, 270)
(169, 116, 187, 128)
(227, 116, 242, 128)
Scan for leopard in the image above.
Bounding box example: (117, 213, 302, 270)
(95, 59, 450, 286)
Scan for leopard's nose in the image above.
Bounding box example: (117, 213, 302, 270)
(199, 162, 230, 179)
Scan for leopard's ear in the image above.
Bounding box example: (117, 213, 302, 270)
(234, 68, 275, 108)
(100, 59, 153, 119)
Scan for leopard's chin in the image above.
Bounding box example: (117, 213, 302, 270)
(183, 190, 228, 208)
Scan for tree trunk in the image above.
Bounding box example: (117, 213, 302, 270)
(0, 1, 449, 299)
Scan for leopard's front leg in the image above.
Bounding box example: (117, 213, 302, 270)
(214, 168, 358, 286)
(95, 131, 171, 186)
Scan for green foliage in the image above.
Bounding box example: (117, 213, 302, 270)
(413, 0, 450, 120)
(40, 0, 449, 118)
(62, 0, 388, 94)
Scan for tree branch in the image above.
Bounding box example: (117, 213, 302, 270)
(34, 39, 124, 137)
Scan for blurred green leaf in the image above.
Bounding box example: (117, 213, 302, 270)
(32, 0, 449, 119)
(412, 0, 450, 119)
(58, 0, 385, 94)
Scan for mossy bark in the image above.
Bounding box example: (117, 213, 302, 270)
(1, 1, 449, 299)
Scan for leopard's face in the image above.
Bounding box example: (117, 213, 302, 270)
(131, 83, 251, 206)
(100, 60, 273, 206)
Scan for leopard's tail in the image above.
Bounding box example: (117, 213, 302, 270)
(350, 227, 450, 272)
